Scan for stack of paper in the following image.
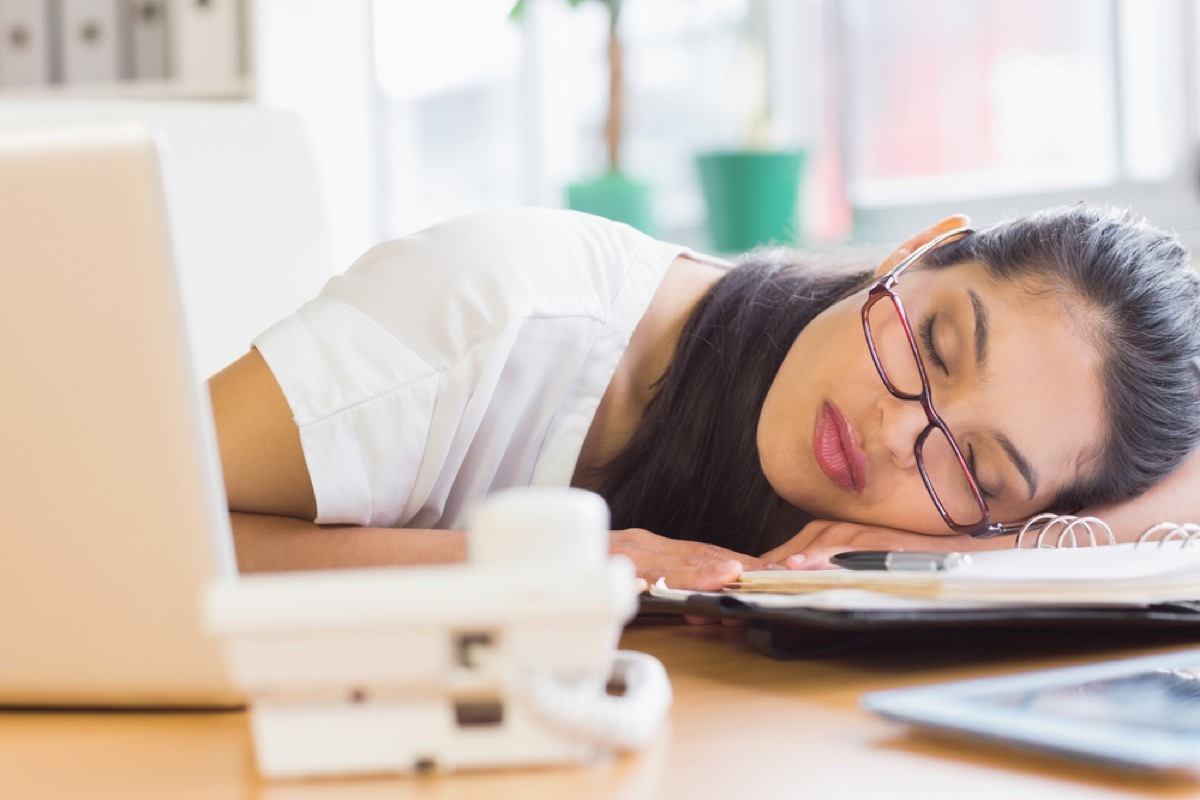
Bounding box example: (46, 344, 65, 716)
(724, 543, 1200, 608)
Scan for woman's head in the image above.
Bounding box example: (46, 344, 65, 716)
(759, 205, 1200, 536)
(924, 205, 1200, 513)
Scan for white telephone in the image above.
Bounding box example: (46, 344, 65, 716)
(204, 488, 672, 779)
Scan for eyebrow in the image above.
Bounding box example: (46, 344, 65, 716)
(995, 430, 1039, 500)
(968, 288, 989, 374)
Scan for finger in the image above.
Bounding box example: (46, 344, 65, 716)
(760, 545, 795, 562)
(696, 558, 745, 588)
(760, 521, 837, 561)
(797, 546, 856, 569)
(653, 559, 743, 592)
(746, 558, 787, 571)
(789, 552, 837, 570)
(683, 614, 719, 626)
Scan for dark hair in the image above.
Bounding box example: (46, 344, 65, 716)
(921, 205, 1200, 512)
(593, 205, 1200, 554)
(590, 256, 869, 556)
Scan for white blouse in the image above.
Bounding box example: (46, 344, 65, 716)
(253, 207, 723, 529)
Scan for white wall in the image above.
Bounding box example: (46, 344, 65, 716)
(251, 0, 383, 270)
(0, 100, 337, 378)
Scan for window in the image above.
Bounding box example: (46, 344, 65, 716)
(367, 0, 1200, 247)
(372, 0, 761, 242)
(844, 0, 1119, 203)
(373, 0, 525, 234)
(833, 0, 1200, 243)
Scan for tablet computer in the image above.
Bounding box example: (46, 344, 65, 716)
(862, 648, 1200, 775)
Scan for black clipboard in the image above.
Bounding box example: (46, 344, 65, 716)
(637, 592, 1200, 659)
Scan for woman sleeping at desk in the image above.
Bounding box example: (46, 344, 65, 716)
(208, 204, 1200, 591)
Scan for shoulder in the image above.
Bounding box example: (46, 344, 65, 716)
(342, 206, 660, 293)
(314, 208, 689, 349)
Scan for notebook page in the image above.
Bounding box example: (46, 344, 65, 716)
(727, 540, 1200, 606)
(937, 541, 1200, 582)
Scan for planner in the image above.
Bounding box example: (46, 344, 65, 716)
(640, 515, 1200, 658)
(726, 542, 1200, 606)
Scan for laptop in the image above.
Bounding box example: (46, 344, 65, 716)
(0, 121, 242, 707)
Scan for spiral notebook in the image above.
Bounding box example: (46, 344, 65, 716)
(638, 516, 1200, 658)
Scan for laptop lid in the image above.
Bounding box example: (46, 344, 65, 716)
(0, 121, 241, 707)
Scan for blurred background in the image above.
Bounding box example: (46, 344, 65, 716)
(321, 0, 1200, 262)
(2, 0, 1199, 271)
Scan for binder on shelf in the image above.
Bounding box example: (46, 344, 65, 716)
(0, 0, 55, 87)
(128, 0, 169, 80)
(59, 0, 125, 85)
(167, 0, 240, 91)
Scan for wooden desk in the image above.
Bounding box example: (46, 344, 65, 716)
(3, 622, 1200, 799)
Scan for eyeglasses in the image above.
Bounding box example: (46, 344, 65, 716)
(862, 227, 1028, 539)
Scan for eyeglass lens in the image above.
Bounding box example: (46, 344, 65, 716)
(866, 295, 985, 528)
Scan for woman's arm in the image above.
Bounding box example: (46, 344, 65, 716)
(761, 519, 1011, 569)
(232, 510, 767, 589)
(1078, 446, 1200, 542)
(210, 349, 467, 572)
(208, 348, 318, 521)
(209, 349, 769, 588)
(763, 447, 1200, 567)
(230, 512, 466, 572)
(232, 512, 767, 592)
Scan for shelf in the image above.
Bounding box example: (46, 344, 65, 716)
(0, 78, 252, 101)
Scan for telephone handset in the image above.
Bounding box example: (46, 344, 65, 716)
(206, 487, 672, 778)
(523, 649, 672, 751)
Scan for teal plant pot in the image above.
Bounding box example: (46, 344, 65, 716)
(566, 171, 654, 235)
(696, 150, 807, 253)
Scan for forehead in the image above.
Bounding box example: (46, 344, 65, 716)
(909, 260, 1107, 503)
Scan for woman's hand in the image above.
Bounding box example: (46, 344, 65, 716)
(761, 519, 1011, 569)
(609, 528, 778, 591)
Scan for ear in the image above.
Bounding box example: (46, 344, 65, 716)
(873, 214, 972, 278)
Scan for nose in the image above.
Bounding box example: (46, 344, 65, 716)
(877, 394, 929, 470)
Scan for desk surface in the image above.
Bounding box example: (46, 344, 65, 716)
(5, 621, 1200, 800)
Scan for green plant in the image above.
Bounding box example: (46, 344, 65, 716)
(510, 0, 628, 175)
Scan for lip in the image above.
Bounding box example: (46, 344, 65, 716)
(813, 401, 868, 493)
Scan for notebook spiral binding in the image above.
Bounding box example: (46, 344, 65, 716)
(1014, 514, 1200, 549)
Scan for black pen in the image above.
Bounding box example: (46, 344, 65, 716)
(831, 551, 972, 572)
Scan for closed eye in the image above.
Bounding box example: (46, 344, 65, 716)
(918, 314, 948, 375)
(966, 444, 996, 500)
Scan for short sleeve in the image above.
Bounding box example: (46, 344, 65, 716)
(251, 207, 705, 529)
(254, 297, 439, 526)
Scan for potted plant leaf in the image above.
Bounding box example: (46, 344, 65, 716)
(511, 0, 654, 233)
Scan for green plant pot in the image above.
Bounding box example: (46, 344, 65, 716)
(696, 150, 807, 253)
(566, 171, 654, 235)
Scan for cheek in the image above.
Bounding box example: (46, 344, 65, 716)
(758, 328, 863, 455)
(854, 471, 958, 534)
(757, 352, 808, 477)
